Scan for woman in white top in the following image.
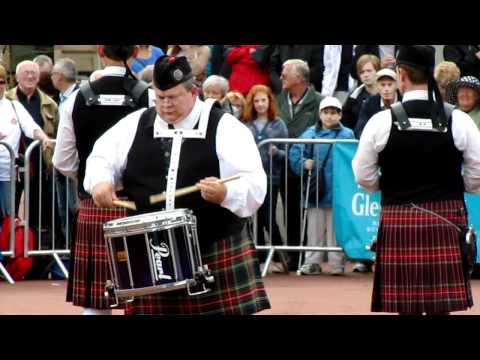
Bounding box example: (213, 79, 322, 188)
(0, 64, 51, 220)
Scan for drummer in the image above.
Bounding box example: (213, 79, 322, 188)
(83, 55, 271, 315)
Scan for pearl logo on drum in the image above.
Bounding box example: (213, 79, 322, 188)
(149, 239, 172, 282)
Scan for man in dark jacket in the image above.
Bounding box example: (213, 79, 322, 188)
(276, 59, 323, 271)
(443, 45, 480, 78)
(269, 45, 324, 94)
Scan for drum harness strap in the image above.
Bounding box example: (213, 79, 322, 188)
(154, 98, 217, 210)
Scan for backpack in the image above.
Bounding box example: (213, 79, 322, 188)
(0, 217, 35, 281)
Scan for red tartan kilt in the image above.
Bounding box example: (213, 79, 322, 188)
(67, 198, 128, 309)
(372, 199, 473, 314)
(124, 229, 271, 315)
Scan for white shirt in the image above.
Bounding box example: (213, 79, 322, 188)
(83, 97, 267, 218)
(352, 90, 480, 193)
(321, 45, 356, 97)
(0, 96, 41, 181)
(52, 66, 156, 177)
(58, 83, 78, 112)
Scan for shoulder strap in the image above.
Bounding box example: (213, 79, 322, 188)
(9, 100, 25, 134)
(391, 102, 410, 130)
(123, 77, 149, 107)
(79, 81, 98, 106)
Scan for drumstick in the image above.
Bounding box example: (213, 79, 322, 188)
(112, 199, 137, 211)
(149, 174, 241, 204)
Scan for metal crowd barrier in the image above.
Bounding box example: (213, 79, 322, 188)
(23, 139, 76, 279)
(255, 138, 358, 277)
(0, 141, 16, 284)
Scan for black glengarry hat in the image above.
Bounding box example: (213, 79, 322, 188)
(153, 55, 193, 91)
(397, 45, 436, 74)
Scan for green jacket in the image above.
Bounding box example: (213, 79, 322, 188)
(468, 105, 480, 130)
(6, 86, 59, 166)
(276, 86, 323, 139)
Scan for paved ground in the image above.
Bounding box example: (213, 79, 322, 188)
(1, 263, 479, 315)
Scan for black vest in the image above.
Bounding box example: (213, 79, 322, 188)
(72, 76, 149, 196)
(122, 105, 245, 250)
(378, 100, 464, 205)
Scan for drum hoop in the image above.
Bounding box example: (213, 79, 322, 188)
(114, 279, 194, 298)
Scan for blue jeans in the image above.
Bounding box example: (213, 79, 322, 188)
(0, 181, 12, 220)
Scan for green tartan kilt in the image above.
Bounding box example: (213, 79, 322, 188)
(125, 228, 271, 315)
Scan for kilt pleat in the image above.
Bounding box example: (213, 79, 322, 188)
(67, 198, 127, 309)
(372, 199, 473, 314)
(124, 228, 271, 315)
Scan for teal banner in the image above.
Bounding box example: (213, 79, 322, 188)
(332, 142, 480, 263)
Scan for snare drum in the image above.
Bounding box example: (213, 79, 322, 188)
(103, 208, 214, 307)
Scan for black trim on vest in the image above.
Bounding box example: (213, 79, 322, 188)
(122, 104, 245, 251)
(378, 100, 464, 205)
(72, 76, 150, 196)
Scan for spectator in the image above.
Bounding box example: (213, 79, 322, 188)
(351, 45, 400, 81)
(130, 45, 164, 75)
(6, 60, 59, 226)
(269, 45, 325, 94)
(6, 60, 59, 279)
(201, 75, 236, 115)
(225, 45, 271, 96)
(33, 54, 59, 102)
(321, 45, 356, 104)
(443, 45, 480, 78)
(167, 45, 211, 86)
(0, 64, 51, 222)
(243, 84, 288, 272)
(434, 61, 460, 103)
(289, 96, 354, 275)
(450, 76, 480, 128)
(50, 58, 79, 251)
(225, 91, 246, 120)
(354, 68, 401, 138)
(342, 54, 381, 130)
(276, 59, 323, 271)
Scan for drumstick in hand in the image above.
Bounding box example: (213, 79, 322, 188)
(149, 174, 241, 204)
(112, 199, 137, 211)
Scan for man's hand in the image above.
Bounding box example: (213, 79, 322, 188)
(475, 51, 480, 61)
(197, 177, 227, 204)
(0, 132, 6, 140)
(304, 159, 314, 170)
(92, 182, 118, 209)
(381, 55, 396, 68)
(42, 138, 54, 151)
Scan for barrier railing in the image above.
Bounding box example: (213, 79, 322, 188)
(23, 139, 76, 279)
(0, 141, 17, 284)
(255, 138, 358, 277)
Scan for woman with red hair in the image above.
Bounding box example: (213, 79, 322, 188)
(226, 45, 271, 96)
(243, 85, 287, 272)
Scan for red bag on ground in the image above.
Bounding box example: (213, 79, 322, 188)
(0, 217, 35, 280)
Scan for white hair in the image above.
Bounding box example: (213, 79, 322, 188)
(16, 60, 39, 76)
(283, 59, 310, 84)
(54, 58, 77, 82)
(202, 75, 229, 96)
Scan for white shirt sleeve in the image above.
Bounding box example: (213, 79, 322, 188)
(148, 88, 155, 107)
(321, 45, 342, 97)
(83, 108, 144, 193)
(451, 109, 480, 193)
(14, 100, 40, 139)
(216, 113, 267, 217)
(52, 90, 80, 175)
(352, 110, 392, 192)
